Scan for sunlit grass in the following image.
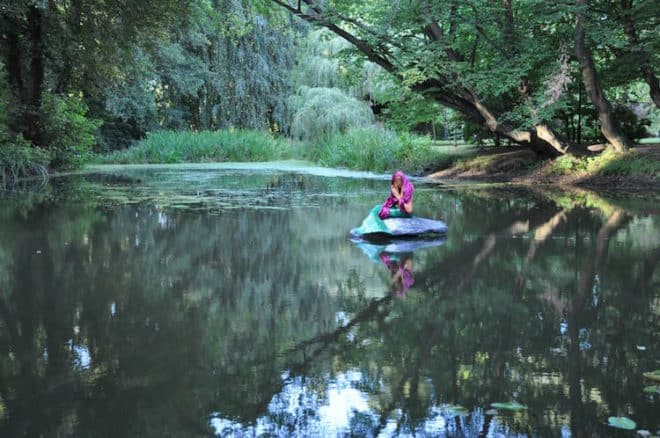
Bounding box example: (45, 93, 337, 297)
(544, 148, 659, 179)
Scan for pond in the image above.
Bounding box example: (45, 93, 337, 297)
(0, 163, 658, 437)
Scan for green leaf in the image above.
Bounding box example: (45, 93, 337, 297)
(490, 402, 527, 411)
(643, 370, 660, 382)
(608, 416, 636, 430)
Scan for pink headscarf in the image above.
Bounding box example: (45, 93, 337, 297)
(378, 171, 414, 219)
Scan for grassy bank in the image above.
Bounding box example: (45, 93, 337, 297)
(94, 128, 459, 174)
(431, 145, 659, 187)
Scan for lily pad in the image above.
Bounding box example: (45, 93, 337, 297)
(490, 402, 527, 411)
(608, 416, 637, 430)
(444, 404, 469, 416)
(643, 370, 660, 382)
(642, 385, 660, 394)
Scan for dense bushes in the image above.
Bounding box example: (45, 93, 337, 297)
(41, 93, 102, 169)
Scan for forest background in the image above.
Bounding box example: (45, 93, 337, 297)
(1, 0, 658, 183)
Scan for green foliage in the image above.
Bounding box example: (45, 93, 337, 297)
(309, 126, 436, 173)
(0, 135, 50, 186)
(41, 93, 102, 170)
(96, 130, 298, 164)
(289, 87, 375, 140)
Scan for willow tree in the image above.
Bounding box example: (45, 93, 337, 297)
(287, 30, 377, 140)
(270, 0, 655, 154)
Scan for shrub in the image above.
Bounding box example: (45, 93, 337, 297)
(42, 92, 102, 169)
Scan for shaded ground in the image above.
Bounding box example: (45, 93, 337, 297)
(427, 145, 660, 190)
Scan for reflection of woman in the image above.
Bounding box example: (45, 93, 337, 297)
(379, 252, 414, 297)
(378, 171, 414, 219)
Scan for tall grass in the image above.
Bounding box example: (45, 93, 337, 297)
(96, 130, 300, 164)
(1, 135, 50, 188)
(309, 127, 440, 173)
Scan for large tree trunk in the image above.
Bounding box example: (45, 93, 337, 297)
(574, 0, 630, 152)
(4, 19, 24, 103)
(25, 5, 45, 146)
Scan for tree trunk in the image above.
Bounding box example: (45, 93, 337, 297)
(26, 5, 45, 146)
(502, 0, 515, 52)
(621, 4, 660, 109)
(574, 0, 630, 152)
(641, 67, 660, 109)
(4, 20, 24, 103)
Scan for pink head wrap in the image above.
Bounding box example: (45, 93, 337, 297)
(378, 171, 414, 219)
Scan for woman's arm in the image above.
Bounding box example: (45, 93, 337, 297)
(401, 194, 413, 214)
(391, 184, 403, 200)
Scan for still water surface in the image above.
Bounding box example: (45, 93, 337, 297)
(0, 164, 658, 437)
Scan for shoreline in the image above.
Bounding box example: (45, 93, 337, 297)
(425, 146, 659, 191)
(6, 150, 658, 193)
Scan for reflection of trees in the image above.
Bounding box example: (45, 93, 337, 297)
(0, 200, 353, 435)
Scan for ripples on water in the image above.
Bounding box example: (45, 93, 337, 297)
(0, 164, 657, 437)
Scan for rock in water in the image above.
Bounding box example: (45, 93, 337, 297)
(350, 205, 447, 239)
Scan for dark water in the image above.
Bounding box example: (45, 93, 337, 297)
(0, 164, 658, 437)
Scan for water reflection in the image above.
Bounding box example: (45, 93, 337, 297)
(0, 169, 657, 436)
(380, 252, 414, 297)
(351, 238, 447, 299)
